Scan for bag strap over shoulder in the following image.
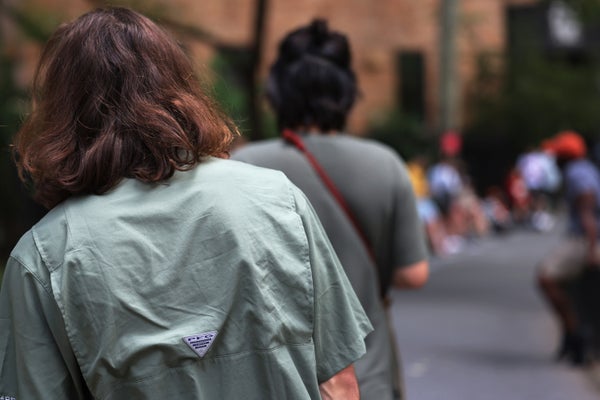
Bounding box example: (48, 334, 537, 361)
(283, 129, 389, 301)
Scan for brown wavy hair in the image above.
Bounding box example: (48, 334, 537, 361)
(13, 7, 238, 209)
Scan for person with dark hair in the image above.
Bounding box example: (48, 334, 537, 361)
(536, 130, 600, 366)
(0, 8, 372, 399)
(232, 19, 429, 400)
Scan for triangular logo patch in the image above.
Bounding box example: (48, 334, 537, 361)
(183, 330, 218, 358)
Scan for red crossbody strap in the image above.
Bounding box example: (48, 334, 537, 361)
(282, 129, 377, 263)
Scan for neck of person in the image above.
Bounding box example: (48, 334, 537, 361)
(289, 125, 339, 136)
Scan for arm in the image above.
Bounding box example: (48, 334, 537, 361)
(318, 365, 360, 400)
(576, 192, 599, 267)
(393, 259, 429, 289)
(0, 240, 89, 399)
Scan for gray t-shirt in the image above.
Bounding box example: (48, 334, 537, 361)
(0, 158, 371, 400)
(233, 134, 428, 399)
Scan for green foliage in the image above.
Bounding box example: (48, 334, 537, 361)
(468, 52, 600, 151)
(0, 51, 26, 205)
(466, 0, 600, 160)
(258, 104, 278, 139)
(0, 30, 27, 260)
(0, 4, 59, 261)
(463, 5, 600, 192)
(210, 52, 253, 135)
(561, 0, 600, 23)
(367, 109, 435, 161)
(209, 51, 277, 139)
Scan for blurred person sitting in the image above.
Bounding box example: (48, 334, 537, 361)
(516, 145, 561, 232)
(0, 8, 373, 399)
(407, 155, 450, 256)
(232, 19, 429, 400)
(428, 131, 489, 250)
(505, 166, 532, 226)
(536, 130, 600, 366)
(481, 186, 513, 233)
(427, 131, 464, 222)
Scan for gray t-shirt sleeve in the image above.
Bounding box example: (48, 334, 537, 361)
(0, 232, 88, 400)
(389, 156, 429, 270)
(292, 186, 373, 383)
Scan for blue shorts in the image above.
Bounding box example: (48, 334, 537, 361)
(417, 198, 440, 223)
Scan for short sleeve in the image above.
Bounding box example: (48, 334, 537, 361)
(292, 186, 373, 383)
(0, 233, 89, 399)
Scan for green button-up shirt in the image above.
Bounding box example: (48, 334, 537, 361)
(0, 158, 371, 399)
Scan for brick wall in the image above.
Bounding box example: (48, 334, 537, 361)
(7, 0, 540, 134)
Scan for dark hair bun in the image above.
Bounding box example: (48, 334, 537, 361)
(277, 18, 352, 70)
(267, 18, 357, 132)
(308, 19, 329, 45)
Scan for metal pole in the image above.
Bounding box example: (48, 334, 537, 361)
(439, 0, 459, 134)
(248, 0, 268, 141)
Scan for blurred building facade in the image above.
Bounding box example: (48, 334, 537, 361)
(3, 0, 543, 135)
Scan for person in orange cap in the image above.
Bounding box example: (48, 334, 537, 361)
(536, 130, 600, 366)
(544, 130, 587, 159)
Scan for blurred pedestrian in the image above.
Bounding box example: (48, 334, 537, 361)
(0, 8, 372, 399)
(481, 186, 513, 233)
(407, 155, 449, 256)
(536, 130, 600, 366)
(427, 131, 465, 223)
(505, 166, 532, 226)
(232, 19, 429, 400)
(428, 131, 489, 249)
(516, 146, 561, 231)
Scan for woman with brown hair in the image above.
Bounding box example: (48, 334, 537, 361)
(0, 7, 371, 399)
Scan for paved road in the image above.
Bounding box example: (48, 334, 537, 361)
(389, 223, 600, 400)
